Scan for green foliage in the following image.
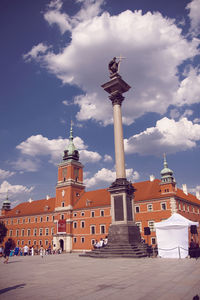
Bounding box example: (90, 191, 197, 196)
(0, 222, 8, 243)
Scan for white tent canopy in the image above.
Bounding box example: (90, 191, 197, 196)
(155, 213, 199, 258)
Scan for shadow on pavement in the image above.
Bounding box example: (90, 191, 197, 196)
(0, 284, 26, 295)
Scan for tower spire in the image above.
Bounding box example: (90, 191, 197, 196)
(160, 153, 175, 184)
(63, 122, 79, 161)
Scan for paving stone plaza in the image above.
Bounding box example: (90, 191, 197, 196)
(0, 254, 200, 300)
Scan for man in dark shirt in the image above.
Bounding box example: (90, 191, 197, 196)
(4, 238, 12, 264)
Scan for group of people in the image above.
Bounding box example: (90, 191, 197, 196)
(93, 236, 108, 249)
(189, 238, 200, 259)
(0, 240, 63, 264)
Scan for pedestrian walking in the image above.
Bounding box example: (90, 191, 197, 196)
(3, 238, 12, 264)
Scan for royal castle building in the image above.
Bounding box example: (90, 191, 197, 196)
(1, 125, 200, 252)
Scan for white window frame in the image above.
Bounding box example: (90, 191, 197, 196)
(147, 204, 153, 212)
(81, 221, 85, 228)
(45, 228, 49, 236)
(148, 220, 155, 232)
(90, 225, 96, 235)
(161, 202, 166, 211)
(100, 224, 105, 234)
(73, 221, 77, 229)
(135, 222, 142, 232)
(91, 211, 95, 218)
(100, 210, 104, 217)
(39, 228, 43, 236)
(135, 206, 140, 213)
(81, 211, 85, 217)
(81, 237, 85, 243)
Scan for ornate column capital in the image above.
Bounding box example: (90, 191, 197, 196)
(109, 92, 124, 106)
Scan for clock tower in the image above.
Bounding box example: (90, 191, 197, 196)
(55, 123, 85, 210)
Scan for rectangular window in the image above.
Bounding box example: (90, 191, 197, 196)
(91, 211, 95, 218)
(21, 229, 25, 237)
(100, 210, 104, 217)
(73, 222, 77, 229)
(34, 228, 37, 236)
(23, 218, 25, 224)
(100, 225, 105, 234)
(147, 204, 153, 212)
(73, 237, 77, 243)
(45, 228, 49, 236)
(17, 219, 20, 224)
(52, 215, 55, 221)
(28, 218, 31, 223)
(148, 221, 155, 232)
(34, 240, 37, 245)
(39, 240, 42, 246)
(135, 222, 142, 232)
(91, 239, 95, 246)
(39, 228, 43, 236)
(81, 237, 85, 243)
(61, 214, 64, 220)
(81, 221, 85, 228)
(16, 230, 19, 237)
(40, 217, 43, 222)
(62, 202, 65, 207)
(46, 216, 49, 222)
(21, 240, 24, 246)
(28, 240, 31, 246)
(27, 229, 31, 236)
(90, 225, 96, 234)
(9, 230, 13, 237)
(45, 240, 48, 246)
(161, 203, 166, 210)
(74, 168, 79, 181)
(135, 206, 140, 213)
(51, 227, 54, 235)
(81, 211, 85, 216)
(151, 237, 156, 245)
(17, 240, 20, 246)
(187, 205, 190, 212)
(178, 202, 181, 210)
(35, 217, 37, 223)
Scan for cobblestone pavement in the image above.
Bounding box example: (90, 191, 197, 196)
(0, 254, 200, 300)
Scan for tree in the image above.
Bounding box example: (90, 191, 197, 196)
(0, 222, 8, 243)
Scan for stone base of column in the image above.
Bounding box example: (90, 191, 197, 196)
(80, 224, 148, 258)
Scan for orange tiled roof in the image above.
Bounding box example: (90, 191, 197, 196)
(1, 180, 199, 217)
(73, 188, 110, 210)
(2, 198, 56, 218)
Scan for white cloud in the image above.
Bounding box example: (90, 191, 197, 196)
(0, 169, 15, 180)
(44, 0, 104, 34)
(104, 154, 113, 162)
(0, 181, 34, 203)
(84, 167, 139, 188)
(181, 109, 193, 118)
(62, 100, 71, 106)
(169, 108, 180, 119)
(124, 117, 200, 156)
(175, 67, 200, 106)
(11, 158, 40, 172)
(23, 43, 49, 61)
(16, 134, 101, 167)
(25, 4, 200, 125)
(186, 0, 200, 35)
(193, 118, 200, 123)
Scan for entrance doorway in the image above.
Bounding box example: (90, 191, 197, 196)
(59, 239, 64, 251)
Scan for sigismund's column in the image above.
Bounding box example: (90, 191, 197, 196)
(101, 57, 141, 245)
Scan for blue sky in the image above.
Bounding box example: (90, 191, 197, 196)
(0, 0, 200, 207)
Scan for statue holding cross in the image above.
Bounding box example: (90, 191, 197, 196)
(108, 55, 126, 77)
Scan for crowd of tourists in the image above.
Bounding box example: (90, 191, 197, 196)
(0, 240, 63, 264)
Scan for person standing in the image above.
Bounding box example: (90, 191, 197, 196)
(23, 244, 29, 256)
(4, 238, 12, 264)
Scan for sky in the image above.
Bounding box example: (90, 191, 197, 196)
(0, 0, 200, 208)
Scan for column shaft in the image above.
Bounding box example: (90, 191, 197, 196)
(113, 104, 126, 179)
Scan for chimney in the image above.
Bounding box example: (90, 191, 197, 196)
(46, 195, 50, 200)
(150, 175, 155, 182)
(196, 191, 200, 200)
(182, 184, 188, 195)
